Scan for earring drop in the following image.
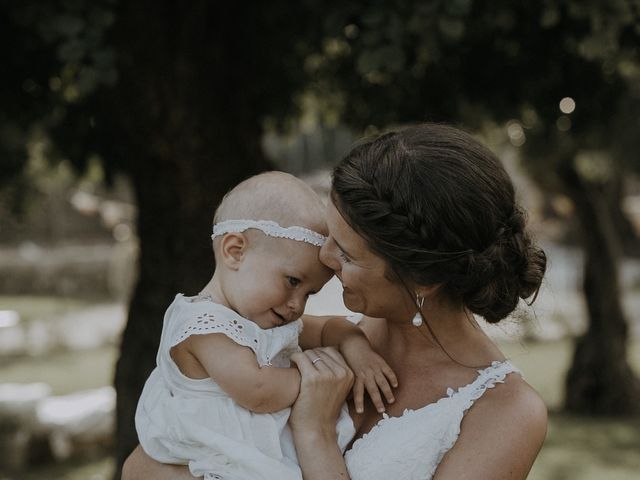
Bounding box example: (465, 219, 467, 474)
(412, 294, 424, 327)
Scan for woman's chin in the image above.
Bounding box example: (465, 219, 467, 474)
(342, 292, 363, 313)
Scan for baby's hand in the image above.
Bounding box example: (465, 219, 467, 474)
(340, 336, 398, 414)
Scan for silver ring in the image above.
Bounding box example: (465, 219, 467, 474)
(312, 357, 323, 365)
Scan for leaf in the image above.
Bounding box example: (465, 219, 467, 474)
(438, 17, 465, 41)
(540, 6, 560, 28)
(52, 14, 85, 37)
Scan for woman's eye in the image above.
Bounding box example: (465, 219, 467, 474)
(287, 276, 301, 287)
(338, 250, 351, 263)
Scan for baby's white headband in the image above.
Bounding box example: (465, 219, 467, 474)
(211, 219, 326, 247)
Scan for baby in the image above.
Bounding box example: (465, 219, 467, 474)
(135, 172, 393, 480)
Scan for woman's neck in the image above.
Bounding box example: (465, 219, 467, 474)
(385, 302, 503, 368)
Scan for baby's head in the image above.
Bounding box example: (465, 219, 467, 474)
(211, 172, 333, 329)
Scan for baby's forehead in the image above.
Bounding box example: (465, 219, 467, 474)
(214, 173, 327, 230)
(253, 233, 321, 258)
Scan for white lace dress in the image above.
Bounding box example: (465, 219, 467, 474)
(344, 360, 521, 480)
(135, 294, 354, 480)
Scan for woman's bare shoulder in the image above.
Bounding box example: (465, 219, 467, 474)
(472, 372, 547, 438)
(434, 373, 547, 480)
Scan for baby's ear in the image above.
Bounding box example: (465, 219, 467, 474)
(219, 232, 247, 269)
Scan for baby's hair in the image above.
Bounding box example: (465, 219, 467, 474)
(213, 172, 327, 250)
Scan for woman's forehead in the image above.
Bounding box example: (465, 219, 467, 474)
(326, 201, 378, 261)
(326, 202, 360, 243)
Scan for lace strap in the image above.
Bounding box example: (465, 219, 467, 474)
(447, 361, 521, 410)
(170, 306, 260, 355)
(211, 219, 326, 247)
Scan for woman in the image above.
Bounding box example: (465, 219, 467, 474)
(123, 123, 547, 479)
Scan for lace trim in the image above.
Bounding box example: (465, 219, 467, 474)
(171, 310, 260, 357)
(447, 360, 520, 409)
(346, 361, 520, 474)
(211, 219, 326, 247)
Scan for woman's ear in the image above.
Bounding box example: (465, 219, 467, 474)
(219, 233, 247, 269)
(417, 283, 440, 300)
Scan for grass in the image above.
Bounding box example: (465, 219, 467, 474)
(0, 295, 95, 325)
(13, 456, 115, 480)
(531, 415, 640, 480)
(502, 338, 640, 479)
(0, 346, 117, 395)
(0, 294, 119, 394)
(501, 338, 640, 411)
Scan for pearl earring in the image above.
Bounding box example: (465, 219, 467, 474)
(412, 294, 424, 327)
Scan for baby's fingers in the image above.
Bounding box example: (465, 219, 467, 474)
(381, 363, 398, 389)
(364, 377, 386, 413)
(375, 371, 395, 404)
(353, 378, 365, 414)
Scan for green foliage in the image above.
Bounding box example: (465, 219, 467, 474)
(0, 0, 328, 186)
(0, 0, 116, 189)
(309, 0, 640, 185)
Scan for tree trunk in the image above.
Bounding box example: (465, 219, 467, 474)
(107, 2, 276, 476)
(559, 162, 640, 415)
(608, 171, 640, 257)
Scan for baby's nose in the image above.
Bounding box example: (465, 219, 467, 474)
(287, 297, 305, 317)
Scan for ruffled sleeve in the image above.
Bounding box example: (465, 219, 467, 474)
(169, 303, 260, 356)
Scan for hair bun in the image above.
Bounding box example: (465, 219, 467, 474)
(504, 208, 526, 233)
(462, 229, 546, 323)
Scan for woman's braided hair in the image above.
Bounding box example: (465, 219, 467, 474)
(331, 124, 546, 323)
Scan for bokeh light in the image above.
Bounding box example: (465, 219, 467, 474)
(506, 120, 526, 146)
(559, 97, 576, 114)
(556, 115, 572, 131)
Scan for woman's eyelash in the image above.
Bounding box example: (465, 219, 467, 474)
(338, 250, 351, 263)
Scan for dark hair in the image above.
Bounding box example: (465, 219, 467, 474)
(331, 123, 546, 323)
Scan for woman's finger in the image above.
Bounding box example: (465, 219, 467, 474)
(304, 349, 331, 372)
(291, 351, 316, 375)
(316, 346, 350, 368)
(310, 348, 350, 377)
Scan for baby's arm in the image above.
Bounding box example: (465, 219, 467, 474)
(184, 333, 300, 413)
(301, 315, 397, 413)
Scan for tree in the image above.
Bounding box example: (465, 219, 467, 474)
(0, 0, 323, 474)
(310, 0, 640, 414)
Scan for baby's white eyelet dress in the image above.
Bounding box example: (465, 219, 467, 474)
(135, 294, 354, 480)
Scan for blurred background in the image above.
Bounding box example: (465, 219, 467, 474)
(1, 0, 639, 478)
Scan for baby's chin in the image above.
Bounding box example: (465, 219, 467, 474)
(252, 309, 290, 329)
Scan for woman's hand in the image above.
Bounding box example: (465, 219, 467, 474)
(289, 347, 354, 479)
(289, 347, 354, 435)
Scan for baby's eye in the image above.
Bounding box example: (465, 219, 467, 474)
(287, 276, 301, 287)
